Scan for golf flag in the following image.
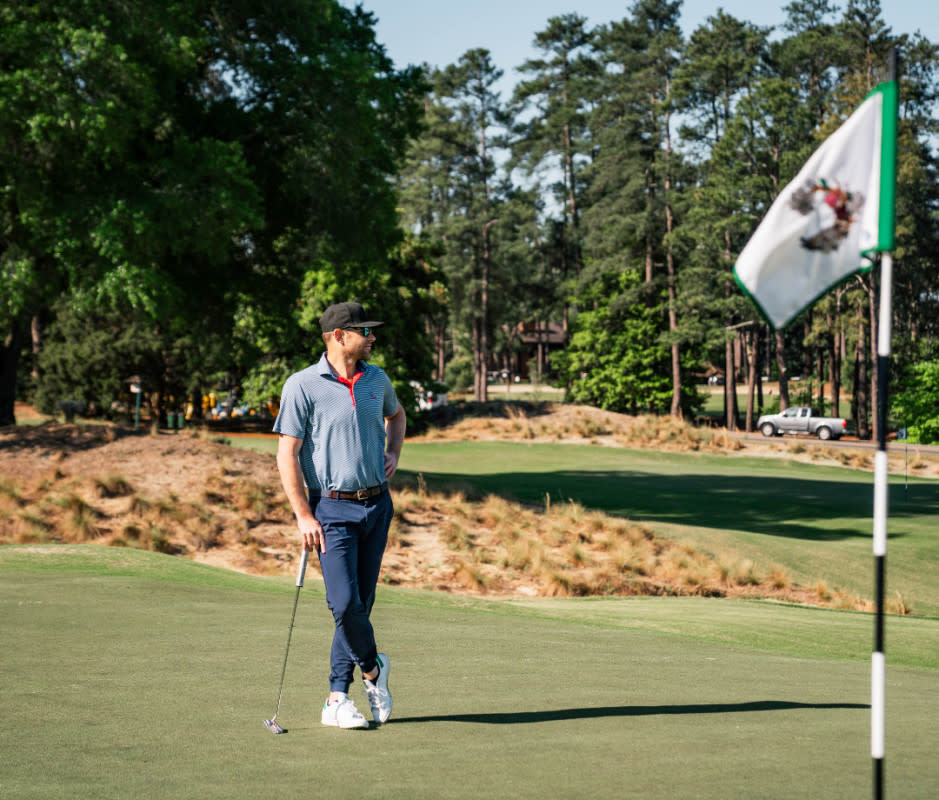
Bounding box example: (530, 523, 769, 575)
(734, 80, 898, 329)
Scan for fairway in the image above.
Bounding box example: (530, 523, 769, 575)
(2, 547, 937, 799)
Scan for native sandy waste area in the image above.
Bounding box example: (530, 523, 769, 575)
(2, 402, 935, 611)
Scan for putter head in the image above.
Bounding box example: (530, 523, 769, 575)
(264, 718, 286, 735)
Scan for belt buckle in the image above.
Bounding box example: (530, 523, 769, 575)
(355, 488, 368, 501)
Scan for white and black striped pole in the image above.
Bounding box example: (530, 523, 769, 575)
(872, 48, 898, 800)
(872, 250, 891, 800)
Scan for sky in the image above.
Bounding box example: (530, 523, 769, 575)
(342, 0, 934, 96)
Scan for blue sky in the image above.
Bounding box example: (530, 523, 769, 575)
(343, 1, 933, 95)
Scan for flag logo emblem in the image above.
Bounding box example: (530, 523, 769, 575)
(789, 179, 865, 253)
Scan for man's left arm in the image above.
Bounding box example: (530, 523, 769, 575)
(383, 403, 406, 480)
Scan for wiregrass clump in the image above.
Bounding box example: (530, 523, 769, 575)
(416, 403, 749, 454)
(93, 475, 135, 498)
(0, 467, 296, 567)
(386, 480, 877, 611)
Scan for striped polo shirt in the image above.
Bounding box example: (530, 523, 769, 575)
(273, 352, 399, 493)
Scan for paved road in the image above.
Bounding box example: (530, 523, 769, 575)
(733, 431, 939, 456)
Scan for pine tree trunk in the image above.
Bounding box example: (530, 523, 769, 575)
(562, 111, 581, 276)
(826, 311, 839, 419)
(724, 337, 738, 432)
(803, 313, 813, 383)
(435, 321, 446, 383)
(31, 314, 41, 381)
(480, 264, 489, 403)
(473, 318, 485, 402)
(757, 330, 764, 410)
(831, 290, 842, 417)
(664, 97, 681, 418)
(775, 330, 789, 410)
(148, 391, 162, 435)
(667, 256, 680, 417)
(745, 327, 758, 432)
(476, 219, 498, 403)
(855, 311, 870, 440)
(0, 321, 26, 427)
(816, 348, 825, 413)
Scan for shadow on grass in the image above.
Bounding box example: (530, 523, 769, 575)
(400, 467, 939, 542)
(392, 700, 869, 725)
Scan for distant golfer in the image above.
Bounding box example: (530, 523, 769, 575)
(274, 301, 405, 729)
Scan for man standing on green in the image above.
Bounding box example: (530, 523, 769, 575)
(274, 301, 406, 729)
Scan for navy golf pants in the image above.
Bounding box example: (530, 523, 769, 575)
(315, 490, 393, 693)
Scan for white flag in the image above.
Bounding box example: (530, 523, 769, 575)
(734, 81, 898, 329)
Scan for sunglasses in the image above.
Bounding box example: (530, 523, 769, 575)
(344, 327, 372, 337)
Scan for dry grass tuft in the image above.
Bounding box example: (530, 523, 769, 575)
(767, 565, 792, 590)
(231, 478, 275, 515)
(6, 512, 53, 543)
(93, 475, 135, 498)
(385, 516, 407, 551)
(127, 494, 152, 515)
(0, 456, 296, 566)
(887, 592, 911, 616)
(416, 403, 756, 456)
(452, 560, 489, 591)
(381, 475, 874, 611)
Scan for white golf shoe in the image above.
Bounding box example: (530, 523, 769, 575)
(321, 693, 369, 729)
(363, 653, 392, 724)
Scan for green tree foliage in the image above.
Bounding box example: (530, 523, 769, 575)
(553, 269, 680, 414)
(33, 297, 218, 427)
(399, 50, 537, 401)
(891, 361, 939, 444)
(578, 0, 692, 416)
(398, 3, 937, 430)
(5, 2, 939, 434)
(1, 0, 426, 425)
(888, 35, 939, 370)
(510, 14, 596, 280)
(672, 11, 771, 430)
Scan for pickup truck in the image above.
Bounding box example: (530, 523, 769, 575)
(756, 406, 848, 440)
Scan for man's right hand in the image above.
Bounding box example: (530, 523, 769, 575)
(297, 513, 326, 553)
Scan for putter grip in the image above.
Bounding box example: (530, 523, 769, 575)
(296, 547, 310, 587)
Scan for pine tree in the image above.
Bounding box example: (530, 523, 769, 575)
(584, 0, 688, 415)
(511, 13, 597, 312)
(673, 11, 770, 430)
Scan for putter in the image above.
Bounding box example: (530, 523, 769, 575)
(264, 547, 310, 735)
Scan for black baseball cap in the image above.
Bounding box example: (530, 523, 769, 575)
(319, 302, 385, 332)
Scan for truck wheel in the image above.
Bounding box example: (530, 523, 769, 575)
(817, 426, 832, 441)
(760, 423, 776, 437)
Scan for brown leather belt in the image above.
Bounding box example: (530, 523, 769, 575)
(324, 484, 386, 501)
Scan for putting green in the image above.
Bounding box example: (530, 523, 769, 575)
(2, 547, 937, 799)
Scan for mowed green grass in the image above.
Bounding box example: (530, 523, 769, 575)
(1, 547, 938, 800)
(391, 441, 939, 618)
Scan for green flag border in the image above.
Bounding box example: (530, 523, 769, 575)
(862, 79, 898, 255)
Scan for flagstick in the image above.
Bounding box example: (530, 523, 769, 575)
(872, 252, 891, 800)
(872, 47, 898, 800)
